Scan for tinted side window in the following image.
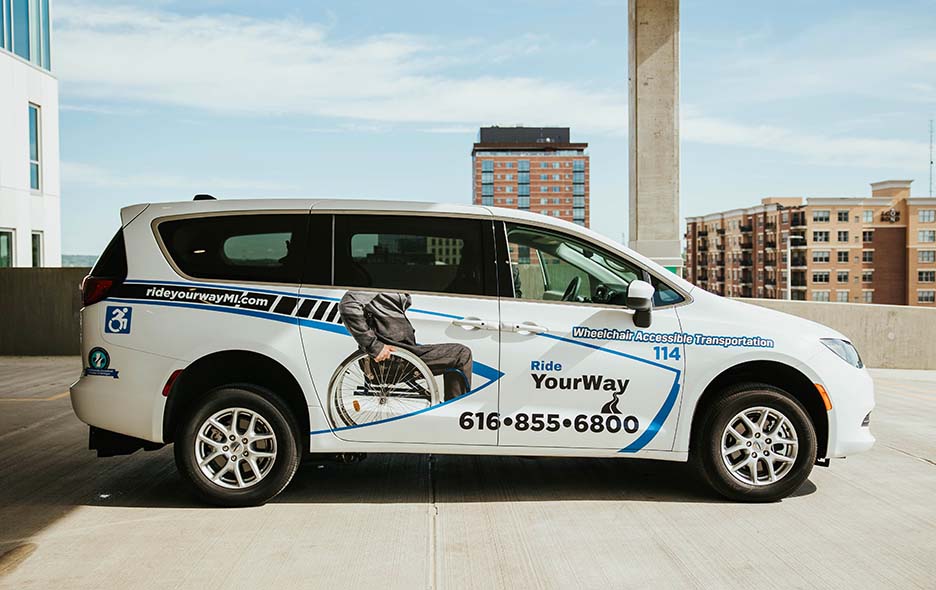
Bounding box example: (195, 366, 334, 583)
(158, 214, 308, 284)
(502, 222, 685, 307)
(333, 215, 492, 296)
(505, 223, 641, 304)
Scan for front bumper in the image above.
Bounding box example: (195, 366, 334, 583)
(820, 362, 875, 458)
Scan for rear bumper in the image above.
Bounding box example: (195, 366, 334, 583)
(71, 344, 183, 443)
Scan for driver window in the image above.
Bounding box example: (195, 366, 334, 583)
(506, 223, 642, 305)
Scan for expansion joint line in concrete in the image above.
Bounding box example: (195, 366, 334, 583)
(427, 454, 440, 590)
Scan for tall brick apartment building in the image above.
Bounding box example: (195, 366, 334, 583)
(685, 180, 936, 306)
(471, 127, 589, 226)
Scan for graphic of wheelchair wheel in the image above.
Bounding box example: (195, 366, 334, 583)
(327, 348, 441, 428)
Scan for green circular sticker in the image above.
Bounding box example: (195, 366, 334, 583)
(89, 347, 110, 370)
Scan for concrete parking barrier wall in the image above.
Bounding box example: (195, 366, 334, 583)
(736, 298, 934, 370)
(0, 269, 931, 367)
(0, 268, 89, 355)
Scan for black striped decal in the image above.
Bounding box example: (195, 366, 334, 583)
(111, 282, 345, 326)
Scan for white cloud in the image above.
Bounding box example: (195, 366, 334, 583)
(420, 126, 477, 134)
(60, 103, 144, 115)
(55, 2, 929, 171)
(699, 11, 936, 105)
(62, 161, 295, 192)
(54, 2, 629, 134)
(682, 111, 928, 169)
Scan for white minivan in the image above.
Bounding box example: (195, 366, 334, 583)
(71, 198, 874, 506)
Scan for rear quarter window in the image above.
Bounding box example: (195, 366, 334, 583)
(158, 214, 309, 284)
(91, 229, 127, 279)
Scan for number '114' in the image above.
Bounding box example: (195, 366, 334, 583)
(653, 346, 681, 361)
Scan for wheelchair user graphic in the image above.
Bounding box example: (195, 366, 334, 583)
(327, 291, 473, 428)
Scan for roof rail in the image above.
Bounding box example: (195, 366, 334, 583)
(193, 194, 216, 201)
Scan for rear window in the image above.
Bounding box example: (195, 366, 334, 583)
(91, 229, 127, 279)
(333, 214, 492, 296)
(158, 214, 308, 284)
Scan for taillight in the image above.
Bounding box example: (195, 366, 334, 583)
(81, 276, 115, 306)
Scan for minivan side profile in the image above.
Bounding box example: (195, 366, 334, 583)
(70, 198, 875, 506)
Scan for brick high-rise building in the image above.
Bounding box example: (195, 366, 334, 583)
(471, 127, 589, 226)
(685, 180, 936, 306)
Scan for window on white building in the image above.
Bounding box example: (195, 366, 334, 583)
(28, 103, 41, 191)
(30, 231, 42, 268)
(0, 230, 13, 267)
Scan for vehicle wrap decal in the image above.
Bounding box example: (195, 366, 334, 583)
(310, 362, 502, 435)
(538, 333, 681, 453)
(108, 280, 680, 453)
(119, 279, 461, 319)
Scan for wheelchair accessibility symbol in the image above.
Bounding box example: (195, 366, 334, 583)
(105, 306, 132, 334)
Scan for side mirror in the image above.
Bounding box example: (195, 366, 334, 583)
(627, 279, 654, 328)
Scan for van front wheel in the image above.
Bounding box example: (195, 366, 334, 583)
(695, 383, 817, 502)
(174, 386, 300, 507)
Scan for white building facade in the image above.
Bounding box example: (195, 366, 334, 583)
(0, 0, 60, 267)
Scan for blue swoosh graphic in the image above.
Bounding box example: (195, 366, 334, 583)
(538, 332, 681, 453)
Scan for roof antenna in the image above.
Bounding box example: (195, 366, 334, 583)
(194, 194, 216, 201)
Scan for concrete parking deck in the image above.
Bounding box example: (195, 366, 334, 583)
(0, 357, 933, 589)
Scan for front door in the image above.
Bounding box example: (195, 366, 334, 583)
(300, 211, 502, 446)
(496, 222, 685, 452)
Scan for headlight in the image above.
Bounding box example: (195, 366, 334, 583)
(821, 338, 863, 368)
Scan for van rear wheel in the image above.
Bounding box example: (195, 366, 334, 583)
(695, 383, 817, 502)
(174, 385, 300, 507)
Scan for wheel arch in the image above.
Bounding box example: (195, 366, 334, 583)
(163, 349, 310, 452)
(689, 360, 829, 459)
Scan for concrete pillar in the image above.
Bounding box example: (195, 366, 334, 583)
(628, 0, 681, 274)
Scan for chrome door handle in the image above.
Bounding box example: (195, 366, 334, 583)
(508, 322, 549, 335)
(452, 317, 491, 330)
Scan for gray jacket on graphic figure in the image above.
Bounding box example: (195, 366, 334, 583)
(338, 291, 417, 357)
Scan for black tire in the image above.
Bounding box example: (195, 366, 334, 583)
(174, 385, 300, 507)
(694, 383, 817, 502)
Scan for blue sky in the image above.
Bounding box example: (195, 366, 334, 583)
(56, 0, 936, 255)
